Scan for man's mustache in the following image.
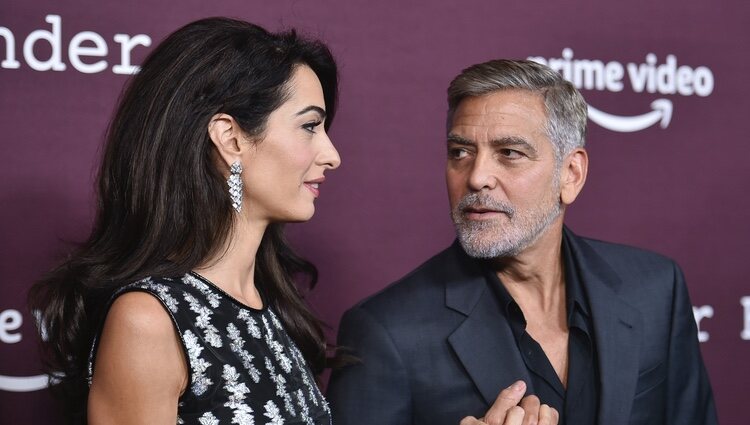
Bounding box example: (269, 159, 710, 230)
(455, 193, 515, 218)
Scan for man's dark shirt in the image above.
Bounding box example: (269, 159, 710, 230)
(485, 236, 599, 425)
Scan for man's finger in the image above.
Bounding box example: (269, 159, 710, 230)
(504, 406, 526, 425)
(483, 380, 527, 425)
(518, 395, 540, 425)
(538, 404, 559, 425)
(460, 416, 484, 425)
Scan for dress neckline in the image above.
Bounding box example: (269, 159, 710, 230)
(189, 271, 268, 313)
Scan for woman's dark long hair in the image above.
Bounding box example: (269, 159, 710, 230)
(27, 17, 337, 423)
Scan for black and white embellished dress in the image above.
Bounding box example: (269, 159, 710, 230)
(88, 272, 331, 425)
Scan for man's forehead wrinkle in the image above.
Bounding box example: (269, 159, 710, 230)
(451, 112, 515, 132)
(452, 120, 530, 136)
(453, 111, 530, 131)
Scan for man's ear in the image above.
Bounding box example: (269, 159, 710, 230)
(207, 113, 244, 168)
(560, 148, 588, 206)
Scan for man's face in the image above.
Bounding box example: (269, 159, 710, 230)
(446, 89, 562, 259)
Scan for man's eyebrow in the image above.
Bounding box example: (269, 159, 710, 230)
(447, 134, 475, 145)
(448, 134, 537, 154)
(296, 105, 327, 119)
(490, 136, 537, 154)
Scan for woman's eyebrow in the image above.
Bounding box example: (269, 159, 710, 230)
(295, 105, 327, 119)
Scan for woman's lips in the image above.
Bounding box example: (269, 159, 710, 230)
(303, 176, 325, 198)
(304, 182, 320, 197)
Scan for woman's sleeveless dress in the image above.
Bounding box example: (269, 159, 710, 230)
(88, 272, 331, 425)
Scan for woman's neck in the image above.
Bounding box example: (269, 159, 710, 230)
(194, 214, 268, 308)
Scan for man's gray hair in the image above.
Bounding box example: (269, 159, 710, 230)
(447, 59, 588, 162)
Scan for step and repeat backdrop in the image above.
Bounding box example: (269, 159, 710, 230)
(1, 0, 747, 423)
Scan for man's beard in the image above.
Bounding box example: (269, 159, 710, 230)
(451, 180, 562, 259)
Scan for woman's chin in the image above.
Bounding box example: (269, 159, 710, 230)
(276, 207, 316, 224)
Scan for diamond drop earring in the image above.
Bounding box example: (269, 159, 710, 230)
(227, 161, 243, 212)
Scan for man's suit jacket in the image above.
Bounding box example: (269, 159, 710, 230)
(327, 228, 718, 425)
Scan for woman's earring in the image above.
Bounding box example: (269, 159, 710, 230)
(227, 161, 243, 212)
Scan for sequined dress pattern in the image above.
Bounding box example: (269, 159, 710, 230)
(88, 273, 331, 425)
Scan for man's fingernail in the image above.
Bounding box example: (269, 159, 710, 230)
(511, 381, 525, 391)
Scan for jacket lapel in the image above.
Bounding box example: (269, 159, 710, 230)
(443, 232, 644, 421)
(443, 244, 532, 406)
(565, 229, 643, 425)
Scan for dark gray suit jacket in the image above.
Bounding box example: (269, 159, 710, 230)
(327, 228, 718, 425)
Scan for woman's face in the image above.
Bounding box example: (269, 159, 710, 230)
(242, 65, 341, 224)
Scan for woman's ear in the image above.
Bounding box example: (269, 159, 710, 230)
(208, 113, 243, 168)
(560, 148, 588, 206)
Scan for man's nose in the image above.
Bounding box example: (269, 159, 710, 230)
(467, 154, 498, 191)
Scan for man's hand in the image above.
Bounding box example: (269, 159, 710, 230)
(459, 381, 559, 425)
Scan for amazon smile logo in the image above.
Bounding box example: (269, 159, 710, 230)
(0, 309, 55, 392)
(0, 374, 52, 392)
(528, 48, 715, 133)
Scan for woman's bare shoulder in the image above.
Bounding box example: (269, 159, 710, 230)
(103, 290, 177, 336)
(88, 291, 188, 424)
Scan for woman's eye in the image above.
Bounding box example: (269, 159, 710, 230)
(303, 121, 323, 133)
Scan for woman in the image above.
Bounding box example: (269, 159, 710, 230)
(29, 17, 340, 424)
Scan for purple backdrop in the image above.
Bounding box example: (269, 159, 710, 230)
(1, 1, 748, 423)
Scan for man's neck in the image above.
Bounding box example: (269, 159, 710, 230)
(492, 221, 565, 313)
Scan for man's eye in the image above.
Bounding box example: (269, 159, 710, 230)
(448, 148, 469, 159)
(499, 148, 523, 159)
(303, 121, 323, 133)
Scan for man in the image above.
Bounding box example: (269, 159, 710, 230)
(327, 60, 718, 425)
